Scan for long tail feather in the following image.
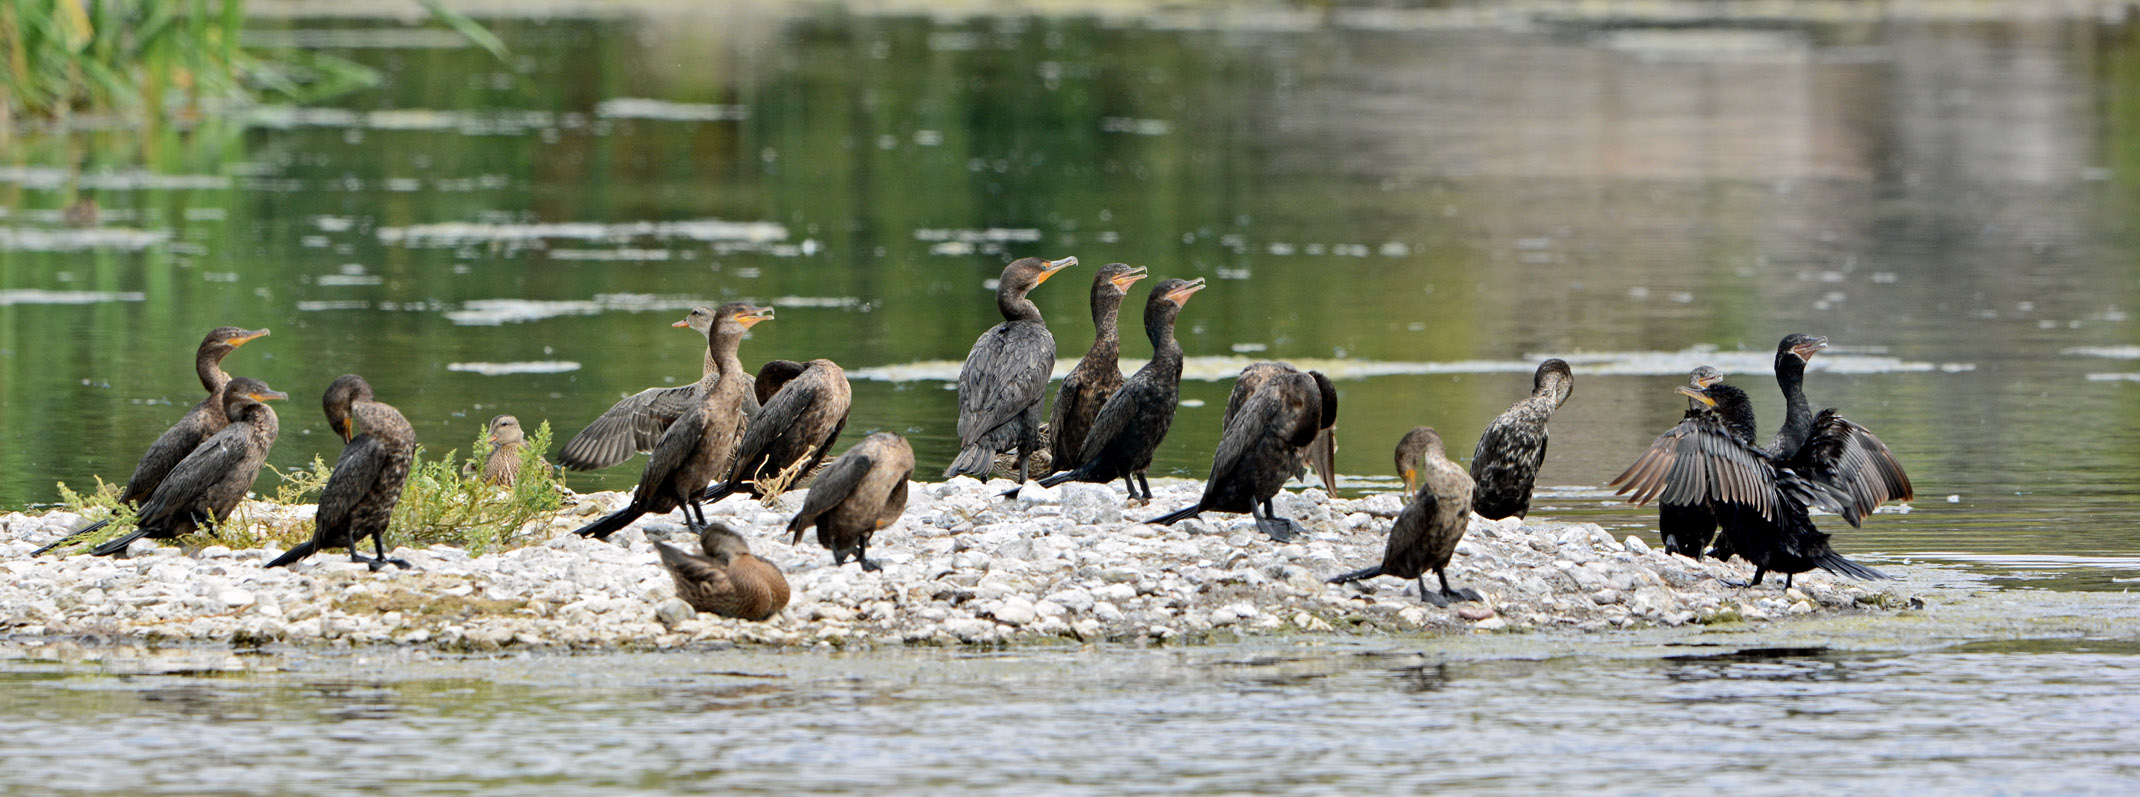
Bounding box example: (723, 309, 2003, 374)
(265, 539, 320, 569)
(1813, 552, 1891, 581)
(1146, 504, 1202, 526)
(1326, 564, 1383, 585)
(32, 517, 110, 556)
(89, 528, 150, 558)
(574, 507, 642, 540)
(943, 445, 993, 480)
(701, 481, 739, 503)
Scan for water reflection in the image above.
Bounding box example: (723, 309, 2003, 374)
(3, 7, 2140, 589)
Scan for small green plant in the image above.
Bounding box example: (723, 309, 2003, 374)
(388, 420, 565, 554)
(49, 476, 138, 552)
(176, 457, 330, 550)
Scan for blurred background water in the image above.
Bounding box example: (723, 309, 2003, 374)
(4, 2, 2140, 590)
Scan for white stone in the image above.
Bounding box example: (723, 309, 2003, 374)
(989, 597, 1037, 627)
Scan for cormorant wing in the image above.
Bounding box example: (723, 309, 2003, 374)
(730, 375, 819, 479)
(791, 449, 873, 541)
(135, 426, 253, 524)
(1788, 409, 1914, 527)
(1073, 377, 1156, 465)
(1221, 362, 1288, 431)
(754, 360, 806, 407)
(1609, 414, 1781, 522)
(559, 384, 697, 470)
(1208, 386, 1287, 483)
(315, 435, 388, 536)
(121, 408, 213, 502)
(955, 323, 1054, 443)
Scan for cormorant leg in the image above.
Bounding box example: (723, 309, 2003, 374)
(1136, 472, 1153, 501)
(857, 538, 882, 572)
(1439, 568, 1481, 604)
(1783, 572, 1794, 590)
(1253, 500, 1297, 543)
(1418, 575, 1452, 608)
(1720, 567, 1766, 589)
(1122, 475, 1137, 498)
(372, 531, 412, 571)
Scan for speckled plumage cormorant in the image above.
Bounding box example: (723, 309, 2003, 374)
(1045, 263, 1148, 476)
(1328, 427, 1480, 606)
(657, 521, 790, 621)
(480, 415, 527, 487)
(1393, 426, 1438, 502)
(574, 304, 772, 540)
(945, 256, 1078, 482)
(786, 432, 914, 570)
(1610, 382, 1892, 589)
(268, 375, 417, 570)
(39, 327, 269, 555)
(702, 359, 851, 504)
(1468, 358, 1574, 520)
(88, 378, 287, 557)
(1148, 362, 1328, 541)
(1028, 277, 1206, 501)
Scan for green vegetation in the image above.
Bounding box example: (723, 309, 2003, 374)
(387, 420, 566, 554)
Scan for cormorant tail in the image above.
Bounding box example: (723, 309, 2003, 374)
(88, 527, 151, 558)
(574, 507, 641, 540)
(1034, 466, 1084, 490)
(31, 517, 110, 556)
(265, 539, 320, 569)
(1326, 564, 1383, 585)
(1813, 552, 1891, 581)
(944, 445, 993, 480)
(1146, 504, 1202, 526)
(700, 481, 739, 504)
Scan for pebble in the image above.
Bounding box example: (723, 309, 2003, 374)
(0, 481, 1903, 650)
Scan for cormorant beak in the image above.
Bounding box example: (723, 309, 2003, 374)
(1166, 278, 1207, 306)
(1036, 256, 1078, 284)
(1675, 385, 1716, 407)
(1793, 336, 1829, 360)
(341, 419, 359, 441)
(734, 307, 776, 328)
(1110, 266, 1149, 291)
(1694, 371, 1724, 388)
(230, 328, 270, 346)
(249, 389, 289, 402)
(1402, 467, 1419, 497)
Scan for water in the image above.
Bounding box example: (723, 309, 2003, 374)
(5, 3, 2140, 790)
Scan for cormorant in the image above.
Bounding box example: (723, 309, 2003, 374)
(1609, 382, 1891, 589)
(702, 359, 851, 504)
(267, 375, 417, 570)
(1767, 333, 1828, 456)
(754, 359, 807, 406)
(1394, 426, 1436, 501)
(1766, 333, 1915, 519)
(481, 415, 526, 487)
(559, 307, 786, 471)
(1328, 427, 1481, 606)
(38, 326, 269, 555)
(656, 521, 790, 621)
(1657, 366, 1747, 559)
(1028, 277, 1206, 501)
(1223, 362, 1338, 492)
(1045, 263, 1147, 475)
(785, 432, 914, 570)
(574, 303, 772, 540)
(88, 378, 288, 557)
(1469, 358, 1574, 520)
(1147, 362, 1327, 541)
(945, 256, 1078, 482)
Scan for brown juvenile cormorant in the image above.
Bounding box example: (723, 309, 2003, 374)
(1657, 366, 1748, 559)
(1609, 382, 1891, 588)
(1027, 277, 1206, 501)
(786, 432, 914, 570)
(575, 303, 772, 539)
(1469, 358, 1574, 520)
(1328, 427, 1481, 606)
(268, 375, 417, 570)
(754, 359, 807, 406)
(703, 359, 851, 504)
(88, 378, 288, 557)
(945, 256, 1078, 482)
(39, 326, 269, 555)
(1045, 263, 1148, 476)
(481, 415, 526, 487)
(1394, 426, 1438, 501)
(1148, 362, 1328, 541)
(559, 307, 788, 471)
(657, 521, 791, 621)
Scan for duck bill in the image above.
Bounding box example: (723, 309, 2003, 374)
(671, 318, 692, 328)
(735, 307, 776, 328)
(1793, 336, 1829, 360)
(1110, 266, 1149, 291)
(231, 328, 270, 347)
(1166, 278, 1208, 306)
(1036, 256, 1079, 284)
(1675, 385, 1716, 407)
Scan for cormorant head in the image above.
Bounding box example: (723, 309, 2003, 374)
(200, 326, 270, 357)
(1143, 277, 1206, 335)
(1778, 333, 1828, 362)
(1093, 262, 1148, 302)
(1532, 358, 1574, 407)
(999, 256, 1079, 299)
(321, 374, 373, 441)
(1393, 426, 1444, 499)
(487, 415, 524, 446)
(710, 302, 775, 340)
(1310, 370, 1339, 430)
(754, 359, 808, 405)
(222, 377, 288, 422)
(1689, 365, 1724, 389)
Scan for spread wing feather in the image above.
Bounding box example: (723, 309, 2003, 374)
(559, 384, 698, 470)
(1788, 409, 1914, 527)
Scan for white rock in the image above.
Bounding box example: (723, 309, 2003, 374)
(1623, 535, 1651, 556)
(990, 596, 1037, 626)
(655, 598, 696, 628)
(218, 589, 256, 608)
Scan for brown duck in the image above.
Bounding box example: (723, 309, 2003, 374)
(482, 415, 526, 487)
(656, 522, 790, 621)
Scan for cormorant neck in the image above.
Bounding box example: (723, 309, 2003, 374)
(1144, 314, 1182, 372)
(709, 328, 749, 376)
(999, 291, 1043, 324)
(1773, 354, 1812, 448)
(1085, 299, 1122, 361)
(196, 347, 231, 394)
